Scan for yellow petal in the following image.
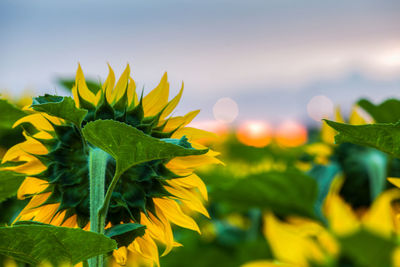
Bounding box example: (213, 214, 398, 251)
(142, 212, 174, 256)
(321, 106, 344, 144)
(33, 203, 59, 224)
(15, 193, 51, 221)
(241, 260, 295, 267)
(113, 246, 128, 266)
(165, 185, 209, 218)
(72, 85, 80, 107)
(167, 153, 223, 170)
(392, 247, 400, 267)
(2, 138, 47, 163)
(172, 127, 218, 142)
(263, 213, 326, 266)
(5, 159, 46, 175)
(162, 110, 200, 132)
(362, 188, 400, 237)
(131, 233, 160, 267)
(3, 258, 18, 267)
(13, 114, 54, 132)
(154, 198, 200, 233)
(334, 106, 345, 123)
(161, 83, 183, 119)
(169, 173, 208, 201)
(388, 177, 400, 188)
(349, 106, 367, 125)
(109, 64, 130, 104)
(103, 64, 116, 102)
(324, 194, 359, 236)
(17, 177, 48, 199)
(127, 77, 138, 108)
(143, 72, 169, 116)
(75, 64, 97, 104)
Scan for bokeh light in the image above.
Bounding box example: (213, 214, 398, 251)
(213, 97, 239, 123)
(307, 95, 334, 122)
(236, 120, 273, 148)
(275, 120, 308, 147)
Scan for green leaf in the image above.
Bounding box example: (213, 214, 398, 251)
(31, 95, 88, 127)
(0, 171, 26, 203)
(82, 120, 208, 176)
(324, 120, 400, 158)
(104, 223, 146, 247)
(0, 99, 26, 129)
(0, 223, 117, 265)
(201, 168, 318, 219)
(339, 229, 397, 267)
(358, 98, 400, 123)
(0, 99, 26, 148)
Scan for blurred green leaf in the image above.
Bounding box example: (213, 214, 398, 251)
(201, 168, 318, 219)
(358, 98, 400, 123)
(161, 229, 272, 267)
(339, 229, 397, 267)
(104, 223, 146, 247)
(0, 99, 26, 148)
(57, 78, 101, 94)
(0, 223, 116, 265)
(324, 120, 400, 158)
(31, 95, 88, 128)
(0, 171, 26, 203)
(223, 136, 305, 165)
(308, 163, 340, 220)
(0, 99, 26, 129)
(82, 120, 208, 176)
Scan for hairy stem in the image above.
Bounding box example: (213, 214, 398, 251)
(88, 148, 108, 267)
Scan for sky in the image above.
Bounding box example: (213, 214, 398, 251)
(1, 0, 400, 127)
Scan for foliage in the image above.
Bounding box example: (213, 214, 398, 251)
(0, 222, 116, 265)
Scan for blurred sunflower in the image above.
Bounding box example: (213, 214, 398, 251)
(243, 177, 400, 267)
(2, 64, 221, 266)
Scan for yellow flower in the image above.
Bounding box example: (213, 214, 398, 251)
(245, 177, 400, 267)
(2, 64, 221, 266)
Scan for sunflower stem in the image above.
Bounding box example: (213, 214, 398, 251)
(88, 147, 108, 267)
(98, 170, 122, 223)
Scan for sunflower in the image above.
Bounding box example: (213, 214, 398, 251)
(242, 177, 400, 267)
(2, 64, 221, 266)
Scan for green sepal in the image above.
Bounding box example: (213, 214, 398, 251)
(95, 93, 115, 120)
(125, 95, 144, 127)
(113, 83, 129, 112)
(75, 89, 97, 111)
(104, 223, 146, 248)
(162, 136, 193, 149)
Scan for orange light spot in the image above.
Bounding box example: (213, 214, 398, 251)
(236, 121, 272, 148)
(275, 120, 308, 147)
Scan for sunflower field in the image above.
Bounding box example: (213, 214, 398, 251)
(1, 65, 400, 267)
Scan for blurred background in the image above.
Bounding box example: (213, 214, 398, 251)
(1, 0, 400, 132)
(2, 1, 400, 267)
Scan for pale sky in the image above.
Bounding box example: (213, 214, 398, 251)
(1, 0, 400, 125)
